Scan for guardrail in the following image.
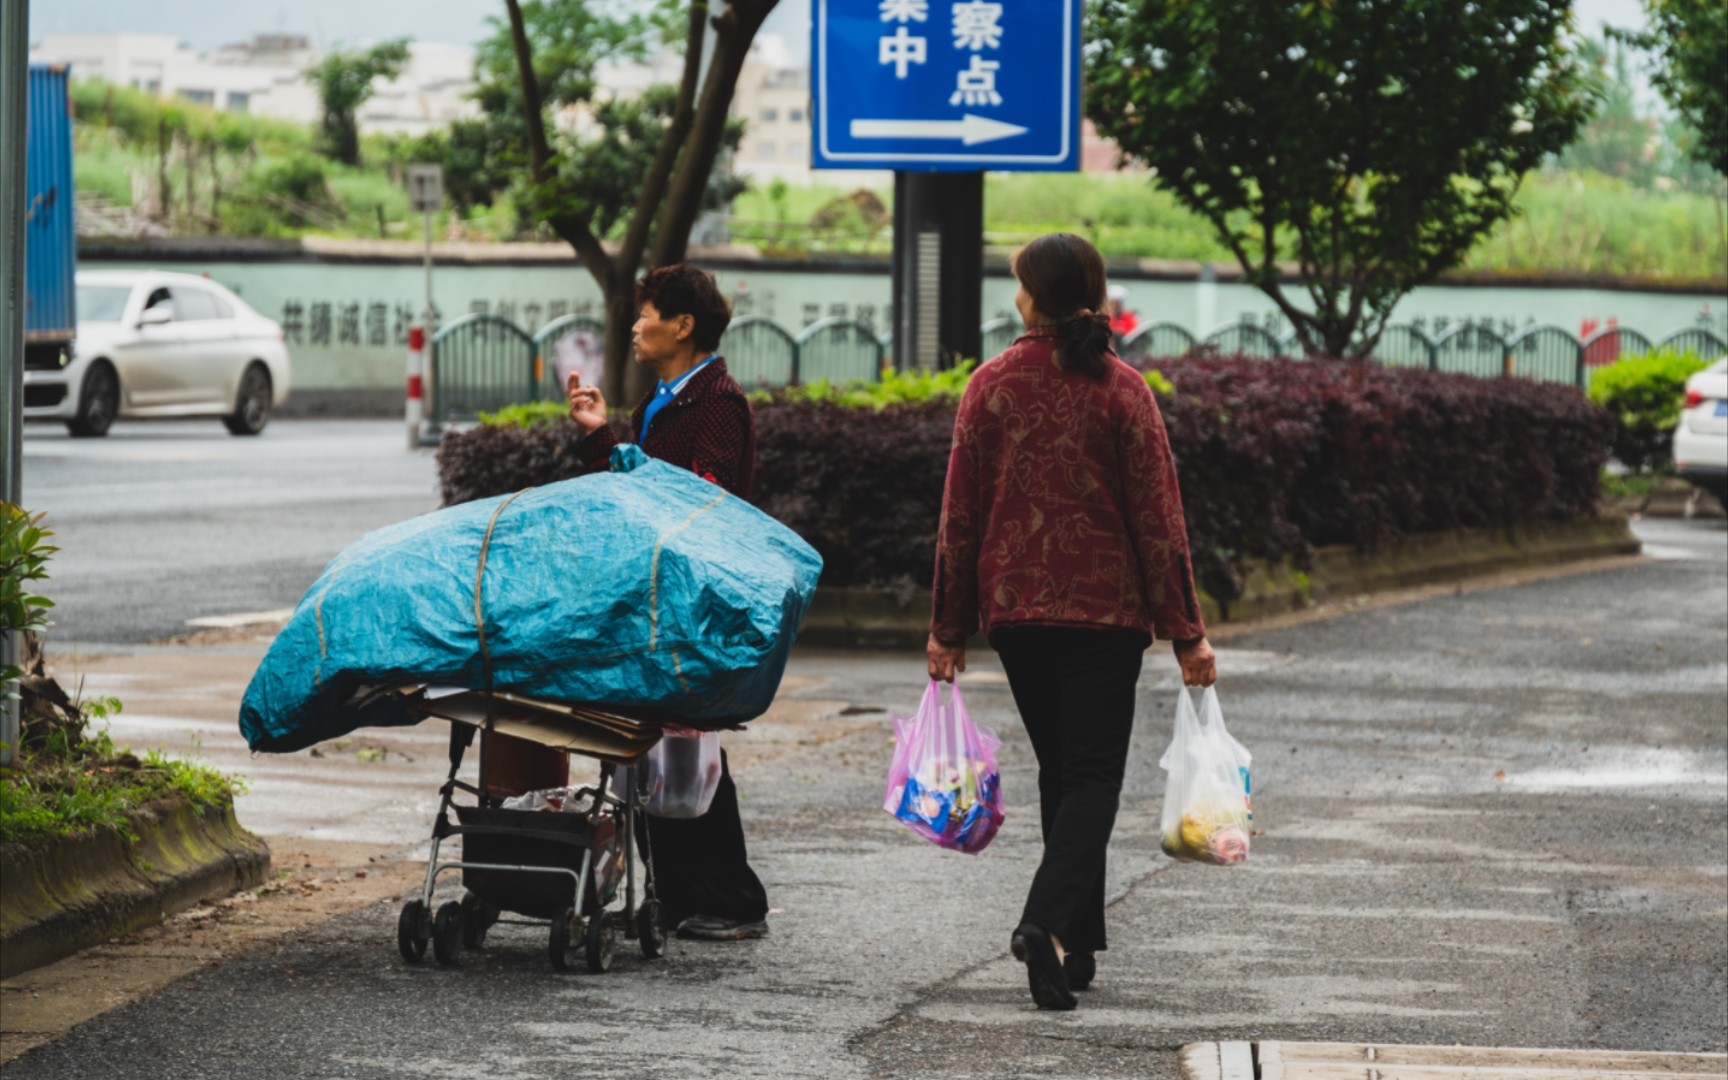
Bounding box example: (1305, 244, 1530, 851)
(427, 315, 1727, 423)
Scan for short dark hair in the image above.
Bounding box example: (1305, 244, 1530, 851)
(635, 263, 732, 352)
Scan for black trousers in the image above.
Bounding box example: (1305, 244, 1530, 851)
(634, 749, 768, 926)
(993, 625, 1148, 955)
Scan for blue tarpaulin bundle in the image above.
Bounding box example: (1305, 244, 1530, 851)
(239, 445, 823, 753)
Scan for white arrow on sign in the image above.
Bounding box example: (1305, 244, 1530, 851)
(849, 114, 1029, 146)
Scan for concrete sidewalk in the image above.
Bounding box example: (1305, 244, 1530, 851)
(2, 519, 1723, 1078)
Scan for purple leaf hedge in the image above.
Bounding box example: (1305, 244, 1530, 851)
(435, 356, 1612, 602)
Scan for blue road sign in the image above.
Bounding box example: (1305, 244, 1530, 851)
(811, 0, 1081, 172)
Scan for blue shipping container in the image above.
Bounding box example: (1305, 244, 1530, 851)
(26, 64, 76, 347)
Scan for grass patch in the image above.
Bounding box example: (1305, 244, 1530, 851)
(1465, 171, 1728, 282)
(1600, 471, 1662, 500)
(728, 170, 1725, 281)
(0, 721, 247, 847)
(63, 73, 1727, 283)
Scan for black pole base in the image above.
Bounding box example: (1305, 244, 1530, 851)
(891, 172, 984, 372)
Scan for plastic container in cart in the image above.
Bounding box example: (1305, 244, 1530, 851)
(639, 728, 721, 818)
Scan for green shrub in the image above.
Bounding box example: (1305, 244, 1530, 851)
(0, 506, 246, 843)
(1, 507, 56, 703)
(1587, 348, 1710, 472)
(479, 401, 572, 430)
(749, 363, 976, 410)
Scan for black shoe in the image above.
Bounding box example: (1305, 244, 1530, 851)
(1010, 923, 1077, 1011)
(1065, 952, 1096, 991)
(675, 913, 769, 941)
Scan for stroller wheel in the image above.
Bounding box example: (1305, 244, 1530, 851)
(459, 891, 496, 949)
(397, 900, 429, 963)
(432, 900, 464, 965)
(548, 907, 578, 972)
(638, 899, 666, 960)
(585, 911, 616, 973)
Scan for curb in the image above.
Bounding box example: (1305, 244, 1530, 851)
(1607, 477, 1727, 520)
(795, 517, 1642, 649)
(1182, 1041, 1728, 1080)
(0, 797, 271, 980)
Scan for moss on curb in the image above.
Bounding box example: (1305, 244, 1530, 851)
(0, 795, 270, 980)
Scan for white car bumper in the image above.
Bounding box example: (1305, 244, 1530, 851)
(1674, 408, 1728, 495)
(22, 366, 79, 420)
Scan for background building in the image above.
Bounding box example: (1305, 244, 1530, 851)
(27, 32, 477, 136)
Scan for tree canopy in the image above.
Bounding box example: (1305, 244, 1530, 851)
(1616, 0, 1727, 175)
(307, 39, 412, 167)
(1086, 0, 1595, 357)
(493, 0, 773, 400)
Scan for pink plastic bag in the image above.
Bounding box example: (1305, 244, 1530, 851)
(883, 681, 1005, 855)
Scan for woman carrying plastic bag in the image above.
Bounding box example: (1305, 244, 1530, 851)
(926, 233, 1218, 1012)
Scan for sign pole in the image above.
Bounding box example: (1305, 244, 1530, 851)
(0, 0, 28, 766)
(891, 172, 983, 372)
(422, 207, 435, 331)
(1, 3, 27, 507)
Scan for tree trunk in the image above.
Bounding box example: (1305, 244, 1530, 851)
(210, 141, 221, 226)
(156, 118, 171, 222)
(182, 133, 196, 229)
(1323, 323, 1354, 359)
(602, 285, 638, 408)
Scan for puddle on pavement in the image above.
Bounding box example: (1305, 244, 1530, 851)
(1511, 746, 1728, 794)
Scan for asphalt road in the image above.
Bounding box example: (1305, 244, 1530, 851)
(19, 418, 442, 645)
(9, 420, 1726, 1078)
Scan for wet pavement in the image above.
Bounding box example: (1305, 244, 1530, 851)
(4, 515, 1723, 1078)
(19, 419, 441, 644)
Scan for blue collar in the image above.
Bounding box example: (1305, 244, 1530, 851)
(657, 356, 717, 398)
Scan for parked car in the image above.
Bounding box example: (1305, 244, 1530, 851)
(23, 270, 292, 437)
(1674, 356, 1728, 506)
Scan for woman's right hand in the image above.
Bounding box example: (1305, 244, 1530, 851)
(1174, 637, 1217, 687)
(927, 634, 967, 683)
(567, 373, 607, 435)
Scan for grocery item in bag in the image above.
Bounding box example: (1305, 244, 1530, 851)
(1158, 686, 1252, 865)
(883, 681, 1005, 855)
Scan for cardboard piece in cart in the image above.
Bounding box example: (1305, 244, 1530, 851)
(415, 686, 663, 763)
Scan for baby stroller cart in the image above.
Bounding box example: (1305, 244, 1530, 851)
(380, 684, 681, 973)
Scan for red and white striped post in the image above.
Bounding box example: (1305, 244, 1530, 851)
(406, 326, 426, 448)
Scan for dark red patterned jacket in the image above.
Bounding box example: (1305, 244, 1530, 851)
(572, 358, 756, 499)
(931, 328, 1206, 647)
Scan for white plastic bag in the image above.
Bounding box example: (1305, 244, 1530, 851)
(500, 786, 593, 814)
(1158, 686, 1253, 865)
(640, 726, 722, 819)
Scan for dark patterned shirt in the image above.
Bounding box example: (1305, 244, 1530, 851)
(932, 328, 1206, 646)
(573, 358, 756, 499)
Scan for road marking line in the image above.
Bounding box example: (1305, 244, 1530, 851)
(185, 609, 296, 629)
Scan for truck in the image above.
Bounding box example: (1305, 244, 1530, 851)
(24, 64, 76, 385)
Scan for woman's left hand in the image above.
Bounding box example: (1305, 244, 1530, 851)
(927, 634, 966, 683)
(1173, 636, 1217, 687)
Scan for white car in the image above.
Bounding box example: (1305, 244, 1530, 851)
(24, 269, 292, 437)
(1674, 356, 1728, 506)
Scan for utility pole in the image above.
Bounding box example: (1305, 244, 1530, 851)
(1, 0, 30, 764)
